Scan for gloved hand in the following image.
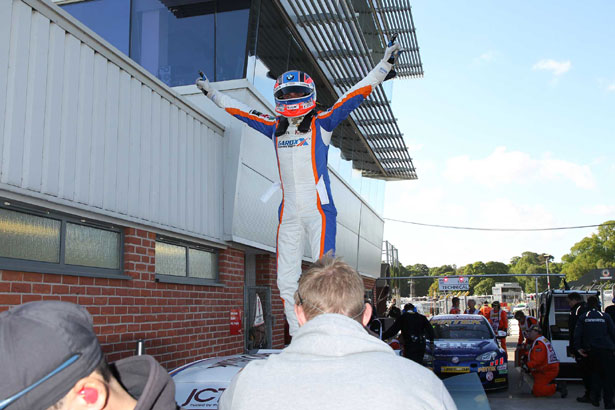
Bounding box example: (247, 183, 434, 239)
(196, 72, 211, 96)
(383, 41, 401, 64)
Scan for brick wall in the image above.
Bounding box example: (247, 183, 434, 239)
(363, 277, 377, 297)
(0, 227, 246, 371)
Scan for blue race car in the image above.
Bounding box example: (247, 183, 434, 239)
(424, 314, 508, 391)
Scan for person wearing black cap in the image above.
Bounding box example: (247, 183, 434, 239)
(0, 301, 181, 410)
(381, 302, 435, 365)
(574, 296, 615, 409)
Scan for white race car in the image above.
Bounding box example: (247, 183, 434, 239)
(170, 351, 278, 409)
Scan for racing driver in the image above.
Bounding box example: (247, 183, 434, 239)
(196, 41, 401, 335)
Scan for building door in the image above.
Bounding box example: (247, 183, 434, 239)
(244, 286, 272, 351)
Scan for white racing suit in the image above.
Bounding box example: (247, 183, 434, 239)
(206, 60, 394, 334)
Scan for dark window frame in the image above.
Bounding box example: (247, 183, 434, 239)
(155, 235, 222, 286)
(0, 199, 128, 279)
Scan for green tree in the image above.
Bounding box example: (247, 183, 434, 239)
(474, 278, 496, 295)
(509, 251, 559, 293)
(561, 221, 615, 281)
(406, 263, 431, 297)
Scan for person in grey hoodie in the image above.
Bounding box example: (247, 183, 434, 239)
(0, 301, 181, 410)
(218, 255, 457, 410)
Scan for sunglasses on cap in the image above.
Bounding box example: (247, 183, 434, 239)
(0, 354, 80, 410)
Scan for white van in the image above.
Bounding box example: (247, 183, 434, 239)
(538, 289, 599, 379)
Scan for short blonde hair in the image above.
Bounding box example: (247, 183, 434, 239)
(294, 254, 365, 322)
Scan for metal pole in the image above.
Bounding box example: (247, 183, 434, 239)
(546, 258, 551, 290)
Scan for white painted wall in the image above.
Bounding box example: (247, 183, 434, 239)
(0, 0, 225, 245)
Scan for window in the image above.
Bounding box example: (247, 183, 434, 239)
(130, 0, 250, 86)
(61, 0, 131, 55)
(0, 201, 125, 277)
(155, 237, 219, 285)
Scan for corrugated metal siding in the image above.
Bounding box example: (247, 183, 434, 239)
(0, 0, 225, 243)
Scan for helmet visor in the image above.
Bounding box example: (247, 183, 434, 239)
(274, 85, 313, 100)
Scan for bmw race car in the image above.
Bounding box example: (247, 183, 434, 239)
(424, 314, 508, 390)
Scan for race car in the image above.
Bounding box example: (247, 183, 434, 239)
(424, 314, 508, 390)
(170, 351, 278, 409)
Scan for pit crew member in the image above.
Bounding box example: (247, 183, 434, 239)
(523, 324, 567, 398)
(487, 301, 508, 352)
(449, 297, 461, 314)
(464, 299, 479, 314)
(514, 310, 537, 366)
(573, 296, 615, 408)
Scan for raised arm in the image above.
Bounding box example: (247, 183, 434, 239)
(317, 41, 400, 138)
(196, 74, 277, 139)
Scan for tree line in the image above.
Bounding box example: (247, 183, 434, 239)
(392, 220, 615, 297)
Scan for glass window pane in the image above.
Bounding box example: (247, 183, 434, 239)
(131, 0, 215, 87)
(61, 0, 130, 56)
(189, 248, 217, 279)
(65, 223, 120, 269)
(0, 208, 61, 263)
(216, 8, 250, 81)
(156, 242, 186, 276)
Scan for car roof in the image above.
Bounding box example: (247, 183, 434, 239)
(170, 350, 279, 382)
(431, 314, 485, 321)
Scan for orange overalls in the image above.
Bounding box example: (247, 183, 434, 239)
(527, 336, 560, 397)
(479, 305, 492, 318)
(450, 307, 461, 314)
(515, 316, 538, 366)
(489, 309, 508, 351)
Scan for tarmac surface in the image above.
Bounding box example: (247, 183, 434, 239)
(486, 336, 590, 410)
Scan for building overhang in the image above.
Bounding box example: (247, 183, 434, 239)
(276, 0, 421, 180)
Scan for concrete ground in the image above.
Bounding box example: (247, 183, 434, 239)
(487, 336, 589, 410)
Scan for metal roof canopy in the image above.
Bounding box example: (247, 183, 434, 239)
(276, 0, 421, 180)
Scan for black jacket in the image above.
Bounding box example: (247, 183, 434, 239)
(574, 308, 615, 351)
(113, 355, 182, 410)
(569, 301, 589, 347)
(605, 305, 615, 326)
(381, 311, 434, 346)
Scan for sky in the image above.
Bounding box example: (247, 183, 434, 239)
(384, 1, 615, 268)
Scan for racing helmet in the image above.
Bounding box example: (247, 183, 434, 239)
(273, 70, 316, 118)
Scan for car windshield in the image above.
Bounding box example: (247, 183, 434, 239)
(431, 318, 494, 340)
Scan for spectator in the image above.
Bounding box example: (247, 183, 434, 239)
(0, 301, 181, 410)
(218, 255, 456, 410)
(523, 325, 567, 398)
(449, 297, 461, 314)
(464, 299, 479, 315)
(382, 302, 435, 365)
(574, 296, 615, 408)
(514, 310, 537, 366)
(567, 292, 591, 403)
(487, 301, 508, 352)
